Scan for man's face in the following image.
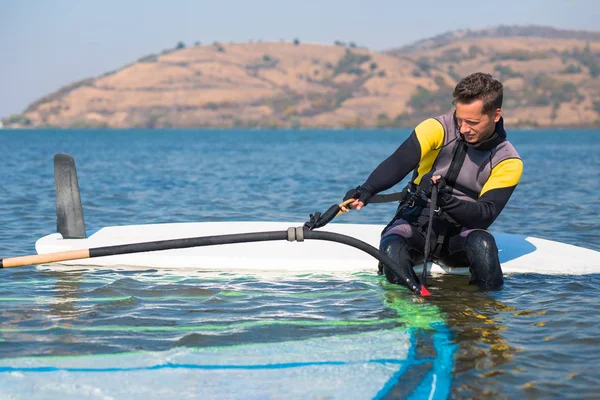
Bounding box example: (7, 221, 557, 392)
(455, 99, 501, 144)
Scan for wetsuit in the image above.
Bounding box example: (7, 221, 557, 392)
(360, 112, 523, 290)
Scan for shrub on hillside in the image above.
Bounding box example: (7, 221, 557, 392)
(494, 64, 522, 78)
(415, 56, 433, 74)
(571, 44, 600, 77)
(513, 74, 583, 107)
(468, 45, 484, 58)
(436, 48, 467, 64)
(560, 64, 582, 74)
(447, 65, 461, 82)
(409, 85, 452, 115)
(213, 42, 225, 52)
(333, 49, 371, 76)
(6, 113, 31, 126)
(490, 50, 547, 62)
(138, 54, 159, 63)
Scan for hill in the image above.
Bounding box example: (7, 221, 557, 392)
(4, 26, 600, 129)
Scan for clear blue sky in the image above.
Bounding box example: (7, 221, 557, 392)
(2, 0, 599, 118)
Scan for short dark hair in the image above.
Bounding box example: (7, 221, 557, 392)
(452, 72, 503, 113)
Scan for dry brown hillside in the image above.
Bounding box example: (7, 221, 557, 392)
(4, 26, 600, 129)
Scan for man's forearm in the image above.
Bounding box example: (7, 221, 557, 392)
(439, 186, 516, 229)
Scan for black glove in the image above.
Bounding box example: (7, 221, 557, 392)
(304, 204, 340, 230)
(343, 184, 375, 205)
(419, 177, 449, 199)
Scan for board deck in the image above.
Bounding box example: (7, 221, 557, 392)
(34, 222, 600, 275)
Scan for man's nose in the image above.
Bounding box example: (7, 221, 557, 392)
(459, 122, 471, 133)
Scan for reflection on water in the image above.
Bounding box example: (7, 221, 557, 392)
(426, 274, 600, 399)
(427, 276, 518, 399)
(1, 270, 440, 354)
(2, 263, 600, 398)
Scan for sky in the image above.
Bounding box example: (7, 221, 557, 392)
(1, 0, 599, 118)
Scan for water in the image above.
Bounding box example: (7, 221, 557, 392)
(0, 128, 599, 399)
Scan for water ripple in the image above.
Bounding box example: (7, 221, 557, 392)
(1, 129, 599, 398)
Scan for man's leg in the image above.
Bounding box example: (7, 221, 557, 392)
(379, 220, 425, 286)
(445, 229, 504, 290)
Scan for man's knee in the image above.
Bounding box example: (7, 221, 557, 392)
(464, 230, 504, 290)
(379, 234, 418, 285)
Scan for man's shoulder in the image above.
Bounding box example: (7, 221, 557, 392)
(497, 138, 519, 155)
(415, 113, 454, 139)
(431, 112, 455, 127)
(415, 112, 454, 128)
(415, 117, 444, 131)
(494, 139, 521, 163)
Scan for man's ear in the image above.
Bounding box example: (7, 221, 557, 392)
(493, 108, 502, 123)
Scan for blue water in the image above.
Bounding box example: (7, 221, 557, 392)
(0, 128, 599, 399)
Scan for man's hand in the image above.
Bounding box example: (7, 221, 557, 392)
(420, 175, 447, 198)
(341, 185, 374, 212)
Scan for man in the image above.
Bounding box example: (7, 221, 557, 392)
(343, 72, 523, 290)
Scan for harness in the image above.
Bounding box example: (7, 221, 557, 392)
(382, 135, 471, 259)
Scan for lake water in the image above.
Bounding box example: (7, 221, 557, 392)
(0, 128, 599, 399)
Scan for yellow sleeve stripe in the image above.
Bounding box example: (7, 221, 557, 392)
(413, 118, 444, 184)
(480, 158, 523, 197)
(414, 118, 444, 156)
